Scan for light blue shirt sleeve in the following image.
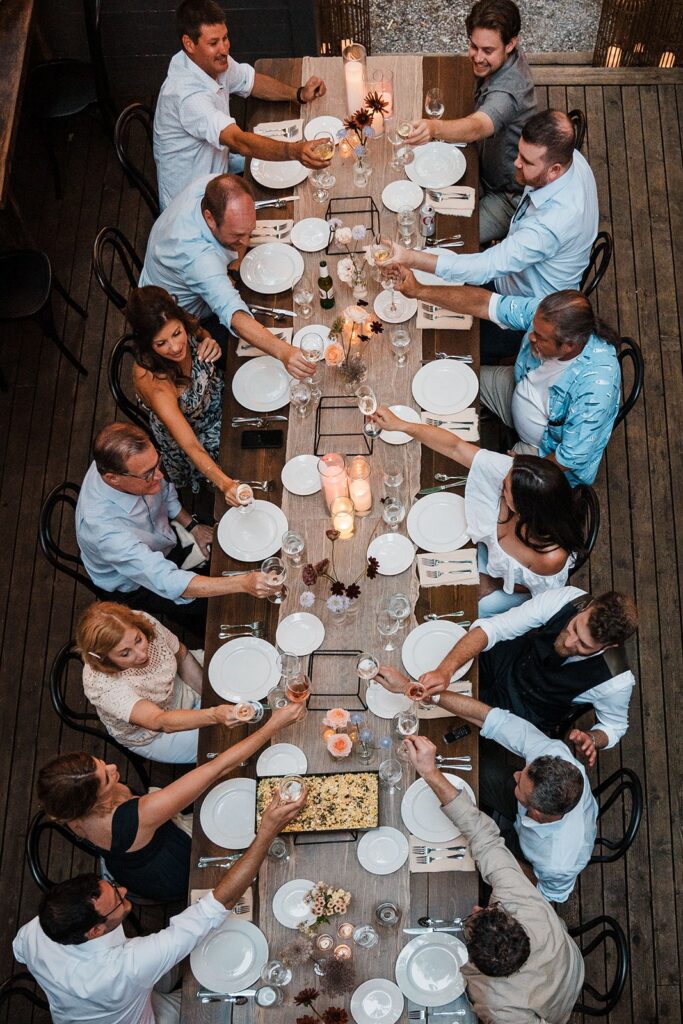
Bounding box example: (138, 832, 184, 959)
(480, 707, 566, 762)
(489, 293, 541, 333)
(435, 219, 563, 286)
(472, 586, 586, 650)
(184, 248, 252, 333)
(91, 522, 195, 602)
(575, 671, 634, 748)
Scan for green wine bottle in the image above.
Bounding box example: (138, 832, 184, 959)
(318, 259, 335, 310)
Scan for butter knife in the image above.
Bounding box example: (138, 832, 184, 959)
(403, 926, 463, 934)
(249, 304, 297, 318)
(417, 482, 467, 495)
(254, 196, 300, 209)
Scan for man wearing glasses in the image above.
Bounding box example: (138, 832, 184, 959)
(402, 735, 584, 1023)
(76, 422, 272, 635)
(13, 791, 305, 1024)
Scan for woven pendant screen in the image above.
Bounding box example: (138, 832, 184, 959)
(317, 0, 371, 55)
(594, 0, 683, 67)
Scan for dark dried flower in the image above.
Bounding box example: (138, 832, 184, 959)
(314, 558, 330, 574)
(329, 315, 345, 337)
(369, 319, 383, 335)
(302, 563, 318, 586)
(330, 580, 346, 596)
(281, 936, 313, 966)
(366, 556, 380, 579)
(364, 90, 389, 116)
(294, 988, 320, 1007)
(320, 957, 356, 997)
(322, 1008, 350, 1024)
(354, 108, 372, 128)
(325, 529, 340, 542)
(345, 582, 361, 600)
(343, 115, 360, 133)
(357, 298, 369, 307)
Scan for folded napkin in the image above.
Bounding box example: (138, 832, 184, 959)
(432, 185, 476, 217)
(191, 886, 254, 921)
(417, 679, 472, 719)
(237, 326, 293, 358)
(408, 831, 475, 873)
(248, 219, 294, 247)
(416, 303, 473, 331)
(254, 118, 304, 142)
(418, 547, 479, 588)
(421, 408, 479, 441)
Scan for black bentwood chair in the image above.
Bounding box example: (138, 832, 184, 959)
(92, 227, 143, 312)
(0, 971, 49, 1013)
(50, 639, 150, 792)
(114, 103, 160, 219)
(614, 336, 644, 427)
(568, 108, 587, 151)
(580, 231, 613, 297)
(569, 916, 629, 1015)
(568, 485, 601, 578)
(589, 767, 643, 864)
(39, 482, 100, 595)
(108, 332, 150, 431)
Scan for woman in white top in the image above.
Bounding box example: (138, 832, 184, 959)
(77, 602, 241, 763)
(371, 407, 589, 615)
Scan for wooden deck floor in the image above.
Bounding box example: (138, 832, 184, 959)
(0, 67, 681, 1023)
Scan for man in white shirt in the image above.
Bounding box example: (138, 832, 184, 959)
(13, 789, 306, 1024)
(154, 0, 329, 208)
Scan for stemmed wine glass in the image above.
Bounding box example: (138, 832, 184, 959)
(289, 379, 312, 418)
(392, 707, 419, 761)
(387, 592, 411, 633)
(293, 274, 314, 319)
(356, 652, 380, 681)
(380, 264, 402, 318)
(379, 757, 403, 794)
(310, 131, 336, 203)
(356, 384, 382, 439)
(261, 555, 287, 604)
(299, 331, 324, 401)
(382, 495, 406, 531)
(377, 608, 400, 652)
(424, 87, 445, 119)
(386, 116, 414, 170)
(388, 326, 411, 367)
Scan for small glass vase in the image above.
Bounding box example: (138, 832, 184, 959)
(353, 153, 372, 188)
(338, 356, 368, 395)
(351, 266, 368, 301)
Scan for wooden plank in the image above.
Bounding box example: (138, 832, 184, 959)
(532, 67, 683, 85)
(0, 0, 34, 207)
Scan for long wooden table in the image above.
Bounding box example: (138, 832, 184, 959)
(181, 54, 480, 1023)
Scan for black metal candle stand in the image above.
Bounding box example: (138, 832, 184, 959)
(325, 195, 381, 255)
(314, 394, 374, 456)
(305, 648, 367, 712)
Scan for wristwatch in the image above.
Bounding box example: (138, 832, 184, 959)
(296, 85, 307, 105)
(187, 514, 201, 532)
(431, 694, 441, 705)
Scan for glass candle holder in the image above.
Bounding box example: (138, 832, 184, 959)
(342, 42, 367, 114)
(315, 933, 335, 954)
(318, 453, 349, 511)
(337, 922, 354, 940)
(347, 455, 372, 516)
(334, 943, 352, 961)
(331, 496, 355, 539)
(364, 67, 393, 134)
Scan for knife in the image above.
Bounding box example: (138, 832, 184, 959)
(403, 926, 463, 934)
(249, 304, 297, 318)
(254, 196, 300, 209)
(231, 415, 288, 426)
(417, 482, 467, 495)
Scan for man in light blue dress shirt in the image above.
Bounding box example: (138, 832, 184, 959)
(139, 173, 314, 377)
(75, 422, 271, 636)
(388, 109, 599, 361)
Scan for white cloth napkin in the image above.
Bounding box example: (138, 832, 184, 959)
(416, 303, 473, 331)
(432, 185, 476, 217)
(237, 326, 293, 358)
(408, 831, 475, 873)
(248, 219, 294, 247)
(418, 547, 479, 588)
(254, 118, 304, 142)
(191, 887, 254, 920)
(420, 408, 479, 441)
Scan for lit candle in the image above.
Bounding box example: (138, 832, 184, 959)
(343, 42, 367, 113)
(347, 455, 372, 516)
(337, 922, 354, 940)
(322, 726, 336, 742)
(315, 933, 335, 952)
(331, 496, 355, 539)
(334, 943, 352, 961)
(318, 454, 349, 512)
(339, 137, 353, 159)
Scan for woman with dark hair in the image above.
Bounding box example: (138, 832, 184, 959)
(126, 285, 239, 503)
(371, 407, 588, 615)
(36, 701, 305, 901)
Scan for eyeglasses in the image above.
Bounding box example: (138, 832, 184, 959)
(99, 882, 127, 920)
(119, 455, 161, 483)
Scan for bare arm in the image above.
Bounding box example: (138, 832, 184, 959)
(395, 268, 494, 320)
(218, 123, 331, 170)
(128, 698, 238, 733)
(181, 570, 273, 600)
(250, 72, 325, 104)
(432, 690, 493, 729)
(419, 626, 490, 695)
(370, 405, 479, 466)
(176, 645, 203, 694)
(231, 311, 316, 381)
(406, 110, 494, 146)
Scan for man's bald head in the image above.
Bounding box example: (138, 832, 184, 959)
(521, 110, 575, 169)
(201, 174, 256, 249)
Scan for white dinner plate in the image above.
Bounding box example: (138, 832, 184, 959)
(401, 775, 476, 845)
(405, 142, 467, 189)
(281, 454, 321, 495)
(200, 778, 257, 849)
(191, 918, 268, 992)
(357, 826, 409, 875)
(365, 681, 413, 719)
(272, 878, 316, 929)
(411, 360, 479, 415)
(232, 355, 292, 412)
(251, 158, 309, 189)
(208, 637, 281, 702)
(406, 492, 469, 552)
(380, 404, 421, 445)
(239, 242, 304, 295)
(304, 115, 345, 141)
(381, 179, 424, 212)
(374, 290, 418, 324)
(290, 218, 332, 252)
(256, 743, 308, 777)
(367, 533, 415, 576)
(351, 979, 404, 1024)
(292, 323, 332, 353)
(414, 247, 460, 286)
(276, 612, 325, 655)
(216, 500, 288, 562)
(401, 620, 473, 682)
(395, 932, 468, 1006)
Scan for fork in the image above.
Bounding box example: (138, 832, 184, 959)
(258, 125, 299, 138)
(251, 220, 289, 233)
(417, 482, 466, 495)
(434, 473, 469, 483)
(422, 558, 470, 565)
(420, 311, 470, 324)
(218, 631, 262, 640)
(250, 226, 291, 240)
(427, 188, 470, 201)
(424, 416, 472, 427)
(232, 902, 250, 914)
(220, 621, 262, 632)
(429, 234, 462, 245)
(242, 479, 272, 491)
(425, 568, 471, 578)
(422, 306, 468, 319)
(416, 852, 466, 863)
(412, 845, 467, 854)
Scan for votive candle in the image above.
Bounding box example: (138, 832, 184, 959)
(331, 496, 355, 539)
(337, 922, 354, 940)
(315, 933, 335, 952)
(334, 943, 352, 961)
(347, 455, 372, 516)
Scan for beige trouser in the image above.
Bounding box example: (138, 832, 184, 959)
(151, 965, 183, 1023)
(479, 366, 540, 456)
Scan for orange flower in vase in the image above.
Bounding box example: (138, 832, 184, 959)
(327, 733, 353, 759)
(323, 708, 351, 730)
(325, 341, 345, 367)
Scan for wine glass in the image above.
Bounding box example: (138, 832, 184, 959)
(286, 672, 311, 703)
(380, 264, 402, 317)
(299, 331, 324, 399)
(310, 132, 337, 203)
(396, 204, 417, 245)
(261, 555, 287, 604)
(406, 680, 432, 710)
(293, 275, 314, 319)
(377, 608, 400, 652)
(277, 650, 302, 681)
(281, 529, 305, 565)
(261, 960, 293, 986)
(386, 117, 414, 170)
(425, 87, 445, 119)
(236, 482, 254, 514)
(356, 384, 382, 439)
(379, 757, 403, 794)
(289, 379, 312, 418)
(356, 653, 380, 680)
(387, 592, 411, 631)
(392, 707, 419, 761)
(382, 495, 406, 531)
(234, 700, 265, 723)
(388, 326, 411, 367)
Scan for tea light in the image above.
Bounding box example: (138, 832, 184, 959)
(339, 137, 353, 159)
(347, 455, 372, 516)
(334, 943, 352, 961)
(315, 933, 335, 953)
(337, 922, 354, 940)
(322, 726, 336, 742)
(331, 496, 355, 539)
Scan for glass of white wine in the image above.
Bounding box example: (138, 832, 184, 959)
(424, 87, 445, 119)
(356, 384, 381, 438)
(310, 131, 336, 201)
(293, 274, 314, 319)
(299, 331, 324, 399)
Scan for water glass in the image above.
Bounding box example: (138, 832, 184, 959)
(236, 482, 254, 513)
(262, 555, 287, 604)
(375, 901, 402, 928)
(392, 707, 419, 761)
(293, 275, 314, 319)
(383, 464, 404, 490)
(266, 685, 289, 710)
(387, 592, 411, 628)
(425, 87, 445, 118)
(289, 379, 312, 418)
(261, 960, 293, 987)
(397, 204, 417, 245)
(281, 529, 306, 566)
(356, 653, 380, 680)
(377, 608, 400, 651)
(279, 775, 306, 801)
(382, 495, 406, 531)
(277, 650, 302, 680)
(379, 757, 403, 793)
(389, 326, 411, 367)
(353, 924, 379, 949)
(268, 837, 290, 862)
(255, 984, 285, 1007)
(357, 725, 375, 763)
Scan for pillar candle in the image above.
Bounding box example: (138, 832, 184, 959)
(347, 456, 372, 516)
(318, 454, 349, 512)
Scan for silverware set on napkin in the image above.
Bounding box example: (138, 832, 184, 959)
(231, 415, 288, 427)
(423, 610, 465, 620)
(218, 620, 263, 640)
(254, 196, 299, 210)
(257, 125, 300, 138)
(417, 481, 467, 495)
(420, 349, 473, 359)
(248, 304, 297, 320)
(426, 188, 471, 202)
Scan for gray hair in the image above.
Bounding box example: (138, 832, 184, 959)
(93, 422, 153, 476)
(527, 755, 584, 815)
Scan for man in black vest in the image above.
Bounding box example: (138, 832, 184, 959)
(395, 587, 637, 767)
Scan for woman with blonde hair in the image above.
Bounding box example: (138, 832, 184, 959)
(36, 700, 305, 902)
(77, 601, 238, 763)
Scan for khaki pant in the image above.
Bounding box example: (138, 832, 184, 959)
(479, 190, 521, 245)
(480, 366, 540, 456)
